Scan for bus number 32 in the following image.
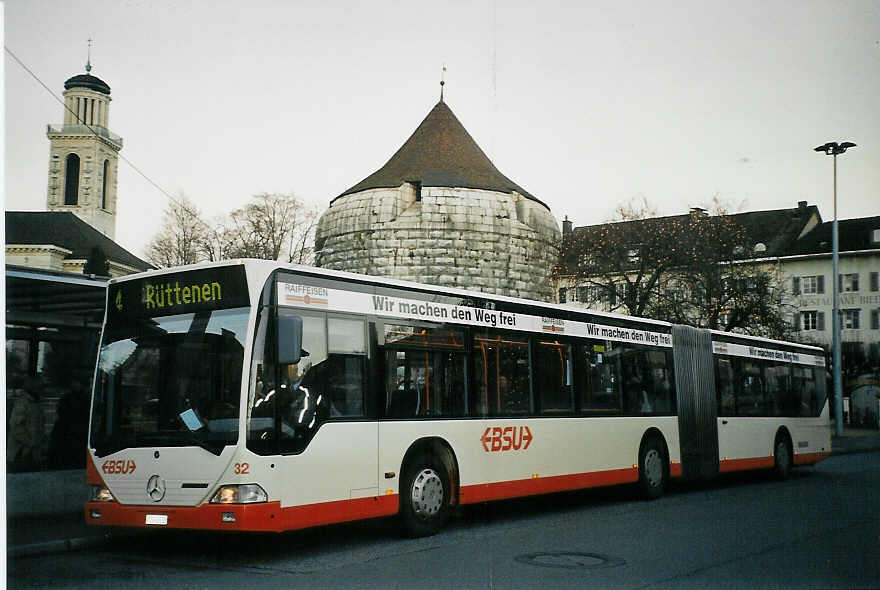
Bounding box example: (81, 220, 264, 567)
(481, 426, 533, 452)
(234, 462, 249, 475)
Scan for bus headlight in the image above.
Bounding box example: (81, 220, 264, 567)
(90, 485, 115, 502)
(210, 484, 268, 504)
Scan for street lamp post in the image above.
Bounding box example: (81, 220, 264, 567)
(814, 141, 856, 437)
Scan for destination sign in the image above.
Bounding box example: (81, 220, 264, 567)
(108, 265, 249, 320)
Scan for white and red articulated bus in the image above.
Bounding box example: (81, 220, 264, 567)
(85, 260, 831, 536)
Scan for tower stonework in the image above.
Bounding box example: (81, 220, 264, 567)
(46, 69, 122, 239)
(315, 100, 559, 301)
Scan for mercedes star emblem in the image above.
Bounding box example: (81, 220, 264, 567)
(146, 474, 166, 502)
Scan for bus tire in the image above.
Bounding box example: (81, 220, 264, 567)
(774, 434, 793, 480)
(638, 437, 667, 500)
(400, 454, 450, 537)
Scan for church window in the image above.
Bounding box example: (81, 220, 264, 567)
(64, 153, 80, 205)
(101, 160, 109, 209)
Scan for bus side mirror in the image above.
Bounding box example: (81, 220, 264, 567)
(277, 315, 302, 365)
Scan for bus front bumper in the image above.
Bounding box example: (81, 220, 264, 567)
(84, 501, 285, 532)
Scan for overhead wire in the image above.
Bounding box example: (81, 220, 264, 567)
(4, 45, 183, 207)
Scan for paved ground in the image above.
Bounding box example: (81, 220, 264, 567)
(7, 449, 879, 589)
(6, 425, 880, 559)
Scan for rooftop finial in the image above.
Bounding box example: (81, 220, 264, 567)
(85, 37, 93, 74)
(440, 64, 446, 101)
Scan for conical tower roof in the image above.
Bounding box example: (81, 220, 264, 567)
(335, 100, 545, 208)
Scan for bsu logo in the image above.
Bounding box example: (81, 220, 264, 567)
(102, 459, 136, 475)
(481, 426, 533, 452)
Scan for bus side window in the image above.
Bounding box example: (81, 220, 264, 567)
(579, 341, 622, 414)
(536, 340, 574, 414)
(736, 360, 765, 416)
(327, 317, 366, 417)
(472, 331, 531, 417)
(716, 357, 736, 416)
(792, 365, 815, 417)
(620, 346, 653, 414)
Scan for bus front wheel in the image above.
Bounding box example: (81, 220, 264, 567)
(400, 455, 450, 537)
(638, 437, 667, 500)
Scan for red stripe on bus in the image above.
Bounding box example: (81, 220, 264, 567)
(86, 453, 108, 487)
(794, 451, 831, 465)
(85, 495, 398, 533)
(718, 456, 774, 473)
(459, 467, 639, 504)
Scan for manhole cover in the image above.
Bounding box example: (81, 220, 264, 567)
(515, 551, 625, 569)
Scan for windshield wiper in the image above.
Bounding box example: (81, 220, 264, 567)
(183, 428, 224, 456)
(93, 441, 125, 458)
(178, 408, 223, 456)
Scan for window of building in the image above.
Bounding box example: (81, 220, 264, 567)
(576, 285, 602, 306)
(870, 272, 879, 292)
(63, 154, 80, 205)
(793, 275, 824, 295)
(871, 310, 879, 330)
(558, 288, 567, 304)
(842, 309, 860, 329)
(801, 310, 824, 331)
(840, 273, 859, 293)
(101, 160, 109, 209)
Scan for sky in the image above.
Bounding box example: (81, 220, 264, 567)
(4, 0, 880, 260)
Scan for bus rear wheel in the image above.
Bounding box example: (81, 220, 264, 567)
(638, 437, 667, 500)
(774, 437, 793, 480)
(400, 455, 450, 537)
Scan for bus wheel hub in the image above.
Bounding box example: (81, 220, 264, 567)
(411, 468, 444, 519)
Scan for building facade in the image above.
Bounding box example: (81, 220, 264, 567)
(315, 99, 559, 302)
(783, 217, 880, 425)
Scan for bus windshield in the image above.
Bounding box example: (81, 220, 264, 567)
(90, 307, 249, 457)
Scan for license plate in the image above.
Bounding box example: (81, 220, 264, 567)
(145, 514, 168, 526)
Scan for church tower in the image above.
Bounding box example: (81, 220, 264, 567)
(46, 56, 122, 239)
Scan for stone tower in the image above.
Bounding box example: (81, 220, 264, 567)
(315, 99, 560, 302)
(46, 60, 122, 239)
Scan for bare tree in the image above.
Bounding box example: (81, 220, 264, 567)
(650, 203, 794, 339)
(554, 197, 794, 338)
(553, 198, 686, 316)
(222, 193, 319, 264)
(145, 195, 210, 268)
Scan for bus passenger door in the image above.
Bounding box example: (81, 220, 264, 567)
(672, 325, 719, 480)
(324, 314, 379, 514)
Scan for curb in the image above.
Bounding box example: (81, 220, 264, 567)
(8, 534, 108, 558)
(831, 443, 880, 456)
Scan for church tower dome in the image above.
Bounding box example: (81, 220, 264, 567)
(46, 54, 122, 239)
(315, 98, 560, 301)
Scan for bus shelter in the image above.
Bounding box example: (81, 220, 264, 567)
(5, 265, 107, 472)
